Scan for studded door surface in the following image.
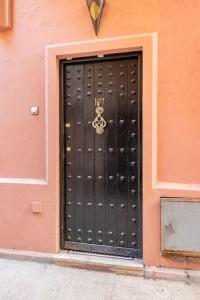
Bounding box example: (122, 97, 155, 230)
(61, 53, 142, 258)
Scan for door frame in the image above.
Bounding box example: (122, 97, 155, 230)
(60, 52, 143, 257)
(45, 34, 158, 264)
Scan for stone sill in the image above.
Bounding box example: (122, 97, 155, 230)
(0, 248, 200, 284)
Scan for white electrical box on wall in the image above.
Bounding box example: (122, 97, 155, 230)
(161, 198, 200, 257)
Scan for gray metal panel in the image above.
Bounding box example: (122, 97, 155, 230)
(161, 198, 200, 256)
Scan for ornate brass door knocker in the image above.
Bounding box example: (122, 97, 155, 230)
(92, 98, 107, 134)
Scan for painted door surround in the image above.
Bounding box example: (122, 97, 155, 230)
(46, 33, 158, 264)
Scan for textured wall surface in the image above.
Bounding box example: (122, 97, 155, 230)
(0, 0, 199, 180)
(0, 0, 200, 269)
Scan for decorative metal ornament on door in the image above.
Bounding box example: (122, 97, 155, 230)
(86, 0, 106, 34)
(60, 52, 142, 258)
(92, 98, 107, 134)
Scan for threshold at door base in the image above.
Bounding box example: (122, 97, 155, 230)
(55, 251, 143, 276)
(0, 248, 143, 276)
(0, 248, 200, 283)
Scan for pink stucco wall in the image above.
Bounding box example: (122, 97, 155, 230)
(0, 0, 200, 270)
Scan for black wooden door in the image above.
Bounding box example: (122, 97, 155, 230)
(60, 53, 142, 258)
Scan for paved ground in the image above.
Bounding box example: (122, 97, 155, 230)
(0, 258, 200, 300)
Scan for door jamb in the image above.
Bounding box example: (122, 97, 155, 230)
(59, 52, 143, 257)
